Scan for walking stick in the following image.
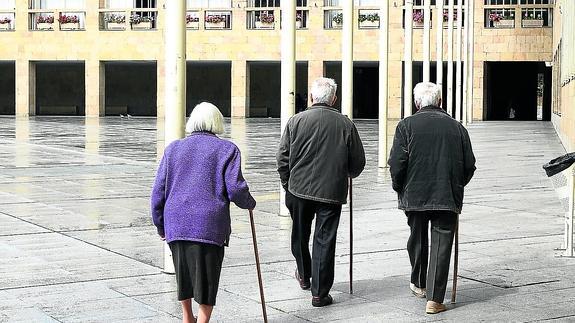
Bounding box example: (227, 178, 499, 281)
(249, 210, 268, 323)
(349, 177, 353, 295)
(451, 214, 459, 304)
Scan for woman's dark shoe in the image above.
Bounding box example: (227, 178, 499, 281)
(312, 294, 333, 307)
(295, 269, 311, 290)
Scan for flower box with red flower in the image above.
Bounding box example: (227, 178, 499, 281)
(255, 13, 274, 29)
(36, 15, 54, 30)
(59, 14, 80, 30)
(0, 17, 12, 30)
(186, 14, 199, 29)
(412, 10, 424, 28)
(205, 15, 226, 29)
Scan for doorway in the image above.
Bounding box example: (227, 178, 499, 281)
(484, 61, 551, 121)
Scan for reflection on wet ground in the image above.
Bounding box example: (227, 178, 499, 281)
(0, 116, 573, 322)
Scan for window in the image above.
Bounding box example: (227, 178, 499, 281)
(0, 0, 15, 9)
(484, 0, 518, 4)
(105, 0, 156, 8)
(519, 0, 554, 4)
(30, 0, 85, 9)
(187, 0, 232, 7)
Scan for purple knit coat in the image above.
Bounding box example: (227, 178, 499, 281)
(150, 132, 256, 246)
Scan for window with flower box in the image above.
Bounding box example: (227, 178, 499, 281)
(29, 0, 86, 31)
(247, 1, 308, 30)
(521, 8, 552, 27)
(99, 0, 157, 31)
(484, 8, 515, 28)
(0, 0, 15, 31)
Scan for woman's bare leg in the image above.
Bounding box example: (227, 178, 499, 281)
(181, 299, 195, 323)
(197, 305, 214, 323)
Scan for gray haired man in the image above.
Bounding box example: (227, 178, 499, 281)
(388, 82, 476, 314)
(276, 77, 365, 307)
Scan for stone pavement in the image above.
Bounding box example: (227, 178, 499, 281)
(1, 117, 574, 322)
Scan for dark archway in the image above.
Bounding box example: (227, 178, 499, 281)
(247, 61, 307, 118)
(0, 61, 15, 115)
(36, 62, 85, 116)
(484, 61, 551, 121)
(186, 61, 231, 117)
(104, 61, 157, 116)
(324, 61, 379, 119)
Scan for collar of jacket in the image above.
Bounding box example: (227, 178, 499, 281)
(308, 103, 339, 112)
(416, 105, 448, 115)
(190, 131, 217, 137)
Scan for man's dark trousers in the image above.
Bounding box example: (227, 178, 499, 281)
(406, 210, 457, 303)
(286, 191, 342, 298)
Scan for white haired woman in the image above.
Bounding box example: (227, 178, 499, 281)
(151, 102, 256, 323)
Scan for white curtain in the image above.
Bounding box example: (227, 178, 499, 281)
(107, 0, 132, 8)
(0, 0, 15, 10)
(31, 0, 85, 9)
(187, 0, 231, 8)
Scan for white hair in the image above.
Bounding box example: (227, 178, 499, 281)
(310, 77, 337, 105)
(185, 102, 225, 135)
(413, 82, 442, 108)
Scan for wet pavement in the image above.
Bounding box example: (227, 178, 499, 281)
(0, 116, 574, 322)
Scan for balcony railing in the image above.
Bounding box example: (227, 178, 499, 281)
(0, 12, 14, 31)
(358, 9, 379, 29)
(29, 11, 86, 31)
(485, 8, 515, 29)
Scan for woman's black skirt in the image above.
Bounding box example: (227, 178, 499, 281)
(169, 240, 225, 305)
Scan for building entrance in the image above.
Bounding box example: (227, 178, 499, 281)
(0, 61, 15, 115)
(36, 62, 85, 116)
(186, 62, 231, 117)
(104, 61, 157, 116)
(247, 62, 307, 118)
(484, 62, 551, 121)
(324, 61, 379, 119)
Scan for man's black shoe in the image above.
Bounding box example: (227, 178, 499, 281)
(295, 269, 311, 290)
(312, 294, 333, 307)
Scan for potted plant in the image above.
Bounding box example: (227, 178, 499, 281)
(412, 10, 424, 28)
(186, 14, 199, 29)
(255, 12, 274, 29)
(58, 14, 80, 30)
(332, 12, 342, 28)
(130, 14, 154, 30)
(0, 17, 12, 30)
(490, 12, 514, 28)
(104, 13, 126, 30)
(205, 15, 226, 29)
(523, 13, 543, 28)
(358, 12, 379, 28)
(36, 15, 54, 30)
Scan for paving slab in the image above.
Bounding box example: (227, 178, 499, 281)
(0, 118, 574, 322)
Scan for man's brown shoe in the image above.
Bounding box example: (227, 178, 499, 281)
(295, 269, 310, 290)
(312, 294, 333, 307)
(426, 301, 447, 314)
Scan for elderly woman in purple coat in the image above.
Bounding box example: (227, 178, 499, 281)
(151, 102, 256, 323)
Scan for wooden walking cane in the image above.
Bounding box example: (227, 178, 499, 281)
(451, 214, 459, 304)
(249, 210, 268, 323)
(349, 177, 353, 295)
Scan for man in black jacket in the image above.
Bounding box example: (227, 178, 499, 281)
(276, 77, 366, 307)
(388, 82, 476, 314)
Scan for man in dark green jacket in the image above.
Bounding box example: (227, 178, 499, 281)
(276, 77, 365, 307)
(388, 82, 476, 314)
